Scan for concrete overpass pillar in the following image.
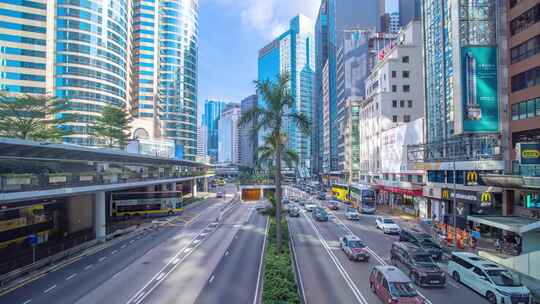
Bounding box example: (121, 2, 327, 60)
(203, 177, 208, 192)
(192, 179, 197, 198)
(94, 191, 106, 242)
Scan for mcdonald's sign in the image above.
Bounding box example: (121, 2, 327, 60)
(480, 192, 492, 207)
(441, 189, 450, 200)
(466, 171, 478, 186)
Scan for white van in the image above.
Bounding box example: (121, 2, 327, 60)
(448, 252, 531, 304)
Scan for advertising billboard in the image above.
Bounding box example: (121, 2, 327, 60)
(517, 142, 540, 165)
(461, 47, 499, 133)
(380, 118, 424, 173)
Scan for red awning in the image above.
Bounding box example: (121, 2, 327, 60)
(384, 187, 423, 197)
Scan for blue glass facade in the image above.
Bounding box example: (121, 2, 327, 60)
(257, 15, 314, 170)
(203, 100, 225, 162)
(0, 0, 47, 95)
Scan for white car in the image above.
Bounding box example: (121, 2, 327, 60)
(448, 252, 531, 304)
(345, 207, 360, 220)
(375, 217, 401, 234)
(304, 203, 318, 212)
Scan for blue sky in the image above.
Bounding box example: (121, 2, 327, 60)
(197, 0, 398, 119)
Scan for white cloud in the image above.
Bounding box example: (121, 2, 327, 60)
(213, 0, 320, 39)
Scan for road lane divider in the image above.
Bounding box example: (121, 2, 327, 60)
(253, 216, 269, 304)
(303, 213, 368, 304)
(65, 273, 77, 281)
(43, 285, 56, 294)
(287, 221, 306, 304)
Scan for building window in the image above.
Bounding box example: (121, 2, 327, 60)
(402, 56, 409, 63)
(403, 85, 410, 92)
(511, 66, 540, 92)
(392, 85, 397, 92)
(400, 100, 405, 107)
(402, 71, 410, 78)
(512, 103, 519, 121)
(510, 35, 540, 64)
(404, 115, 411, 122)
(392, 100, 397, 108)
(509, 3, 540, 36)
(392, 115, 398, 122)
(391, 70, 397, 78)
(416, 175, 423, 183)
(408, 100, 413, 107)
(520, 102, 527, 120)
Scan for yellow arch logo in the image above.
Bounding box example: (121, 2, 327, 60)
(466, 171, 478, 185)
(481, 192, 492, 203)
(441, 189, 450, 200)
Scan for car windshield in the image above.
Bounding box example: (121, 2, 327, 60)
(348, 240, 365, 248)
(413, 254, 434, 264)
(420, 239, 439, 248)
(347, 207, 356, 213)
(486, 269, 522, 287)
(389, 282, 418, 297)
(383, 219, 395, 224)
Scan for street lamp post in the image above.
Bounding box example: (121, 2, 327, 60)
(453, 160, 457, 247)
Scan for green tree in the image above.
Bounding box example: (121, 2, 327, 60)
(93, 105, 132, 148)
(0, 92, 71, 141)
(239, 73, 310, 253)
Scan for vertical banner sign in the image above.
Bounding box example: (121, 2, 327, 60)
(461, 47, 499, 132)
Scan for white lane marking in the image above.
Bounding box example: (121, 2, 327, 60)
(253, 217, 269, 304)
(288, 221, 307, 302)
(155, 272, 166, 281)
(43, 285, 56, 294)
(99, 257, 107, 262)
(224, 250, 229, 256)
(126, 220, 216, 304)
(304, 213, 368, 304)
(209, 275, 215, 283)
(66, 273, 77, 280)
(327, 209, 433, 304)
(193, 239, 200, 244)
(121, 244, 127, 249)
(111, 250, 118, 254)
(22, 299, 32, 304)
(84, 264, 93, 270)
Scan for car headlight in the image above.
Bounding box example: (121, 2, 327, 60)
(441, 272, 446, 278)
(496, 289, 512, 297)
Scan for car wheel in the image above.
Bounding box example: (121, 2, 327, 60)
(410, 272, 419, 285)
(486, 291, 497, 304)
(370, 282, 376, 293)
(452, 271, 460, 283)
(391, 257, 396, 266)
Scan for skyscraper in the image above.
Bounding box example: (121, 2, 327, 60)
(218, 104, 240, 164)
(314, 0, 381, 178)
(399, 0, 421, 27)
(239, 94, 257, 168)
(197, 123, 208, 161)
(130, 0, 199, 160)
(203, 99, 225, 162)
(381, 12, 400, 33)
(0, 0, 199, 159)
(258, 14, 315, 171)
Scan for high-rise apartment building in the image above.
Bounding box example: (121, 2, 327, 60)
(197, 123, 207, 160)
(258, 14, 315, 171)
(0, 0, 199, 159)
(314, 0, 381, 178)
(218, 104, 240, 165)
(239, 94, 257, 168)
(203, 99, 225, 162)
(381, 12, 400, 33)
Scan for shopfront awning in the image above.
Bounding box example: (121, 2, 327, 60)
(467, 215, 540, 234)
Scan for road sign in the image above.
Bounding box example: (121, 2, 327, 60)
(28, 234, 37, 245)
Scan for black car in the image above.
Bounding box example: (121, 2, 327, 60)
(317, 192, 326, 200)
(390, 242, 446, 287)
(399, 228, 443, 260)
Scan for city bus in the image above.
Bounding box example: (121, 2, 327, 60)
(0, 204, 54, 250)
(331, 184, 350, 203)
(111, 191, 183, 218)
(350, 184, 377, 214)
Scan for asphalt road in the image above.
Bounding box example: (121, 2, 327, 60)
(288, 194, 489, 304)
(0, 184, 267, 304)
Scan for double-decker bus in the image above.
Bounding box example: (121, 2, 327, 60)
(350, 184, 377, 214)
(111, 191, 183, 218)
(331, 184, 350, 203)
(0, 204, 54, 250)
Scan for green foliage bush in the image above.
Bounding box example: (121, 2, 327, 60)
(262, 218, 301, 304)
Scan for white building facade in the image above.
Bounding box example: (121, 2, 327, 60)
(359, 21, 424, 184)
(218, 105, 240, 164)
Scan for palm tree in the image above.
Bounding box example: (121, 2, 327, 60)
(239, 73, 310, 253)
